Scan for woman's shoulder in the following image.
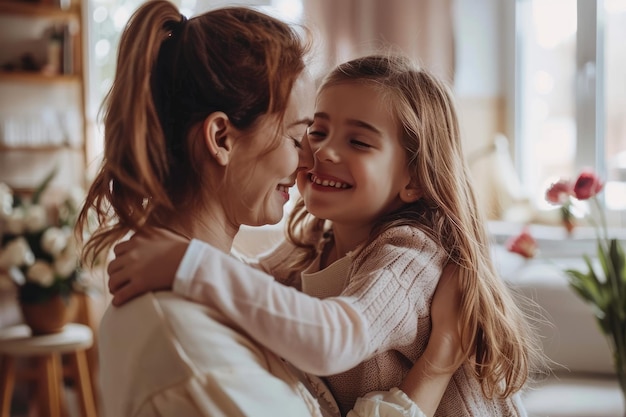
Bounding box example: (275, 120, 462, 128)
(101, 291, 207, 331)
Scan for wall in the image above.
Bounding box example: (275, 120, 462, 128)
(453, 0, 516, 219)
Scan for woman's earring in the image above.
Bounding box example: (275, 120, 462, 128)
(401, 189, 419, 203)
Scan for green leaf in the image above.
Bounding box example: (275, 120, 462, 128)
(609, 239, 625, 284)
(31, 166, 58, 204)
(597, 240, 611, 284)
(608, 239, 626, 320)
(566, 267, 604, 308)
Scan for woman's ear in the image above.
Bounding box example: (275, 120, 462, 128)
(202, 112, 233, 166)
(400, 183, 422, 203)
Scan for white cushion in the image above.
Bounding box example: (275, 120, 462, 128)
(493, 245, 615, 374)
(521, 374, 625, 417)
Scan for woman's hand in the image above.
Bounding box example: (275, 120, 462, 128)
(398, 263, 465, 416)
(107, 227, 190, 306)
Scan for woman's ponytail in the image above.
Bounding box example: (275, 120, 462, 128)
(77, 1, 184, 266)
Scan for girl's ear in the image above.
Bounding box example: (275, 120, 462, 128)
(400, 183, 422, 203)
(202, 112, 233, 166)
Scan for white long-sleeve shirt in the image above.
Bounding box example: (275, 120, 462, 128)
(99, 291, 332, 417)
(173, 225, 529, 416)
(98, 225, 433, 417)
(99, 290, 427, 417)
(174, 226, 446, 414)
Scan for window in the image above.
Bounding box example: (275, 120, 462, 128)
(514, 0, 626, 226)
(86, 0, 158, 163)
(604, 0, 626, 212)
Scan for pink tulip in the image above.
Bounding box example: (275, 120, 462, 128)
(545, 179, 574, 205)
(573, 170, 604, 200)
(505, 227, 537, 259)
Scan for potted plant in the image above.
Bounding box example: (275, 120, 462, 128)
(507, 170, 626, 414)
(0, 169, 86, 335)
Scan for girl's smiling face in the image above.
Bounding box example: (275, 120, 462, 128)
(298, 81, 416, 233)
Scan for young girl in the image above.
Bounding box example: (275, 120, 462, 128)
(108, 55, 545, 415)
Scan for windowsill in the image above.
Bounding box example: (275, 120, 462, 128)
(234, 218, 626, 260)
(488, 220, 626, 259)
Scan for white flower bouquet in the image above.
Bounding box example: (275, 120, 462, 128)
(0, 169, 85, 304)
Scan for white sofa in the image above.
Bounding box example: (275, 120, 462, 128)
(491, 227, 625, 417)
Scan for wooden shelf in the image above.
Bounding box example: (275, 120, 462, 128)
(0, 72, 80, 84)
(0, 1, 78, 18)
(0, 144, 82, 151)
(0, 0, 87, 191)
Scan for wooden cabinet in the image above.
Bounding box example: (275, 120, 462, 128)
(0, 0, 87, 191)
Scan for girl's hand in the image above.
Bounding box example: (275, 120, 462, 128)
(107, 228, 190, 306)
(398, 263, 465, 416)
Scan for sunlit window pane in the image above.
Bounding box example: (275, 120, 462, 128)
(518, 0, 577, 208)
(605, 0, 626, 210)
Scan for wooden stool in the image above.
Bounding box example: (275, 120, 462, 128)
(0, 323, 98, 417)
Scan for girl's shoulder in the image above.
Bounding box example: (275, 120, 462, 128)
(366, 224, 442, 252)
(351, 224, 446, 267)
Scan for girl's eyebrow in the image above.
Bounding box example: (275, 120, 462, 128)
(313, 112, 381, 135)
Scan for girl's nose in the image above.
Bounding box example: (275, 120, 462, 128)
(313, 138, 340, 163)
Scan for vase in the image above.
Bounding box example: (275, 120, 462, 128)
(19, 293, 78, 335)
(617, 360, 626, 417)
(609, 332, 626, 417)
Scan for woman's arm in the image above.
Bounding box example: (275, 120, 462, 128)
(399, 264, 464, 416)
(108, 228, 300, 299)
(247, 239, 304, 287)
(109, 229, 373, 375)
(107, 228, 189, 300)
(109, 229, 443, 377)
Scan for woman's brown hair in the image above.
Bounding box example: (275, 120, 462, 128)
(76, 1, 308, 265)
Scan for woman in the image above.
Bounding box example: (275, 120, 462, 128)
(76, 2, 462, 416)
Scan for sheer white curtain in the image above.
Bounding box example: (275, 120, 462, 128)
(301, 0, 455, 83)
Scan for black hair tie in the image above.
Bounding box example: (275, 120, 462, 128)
(167, 14, 187, 37)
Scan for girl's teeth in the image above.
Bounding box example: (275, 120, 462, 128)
(312, 175, 349, 189)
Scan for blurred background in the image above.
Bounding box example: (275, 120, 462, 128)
(2, 0, 625, 228)
(1, 1, 625, 416)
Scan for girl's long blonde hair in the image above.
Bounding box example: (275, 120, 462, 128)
(287, 54, 546, 398)
(75, 1, 308, 266)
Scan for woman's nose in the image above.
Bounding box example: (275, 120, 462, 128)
(298, 134, 314, 171)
